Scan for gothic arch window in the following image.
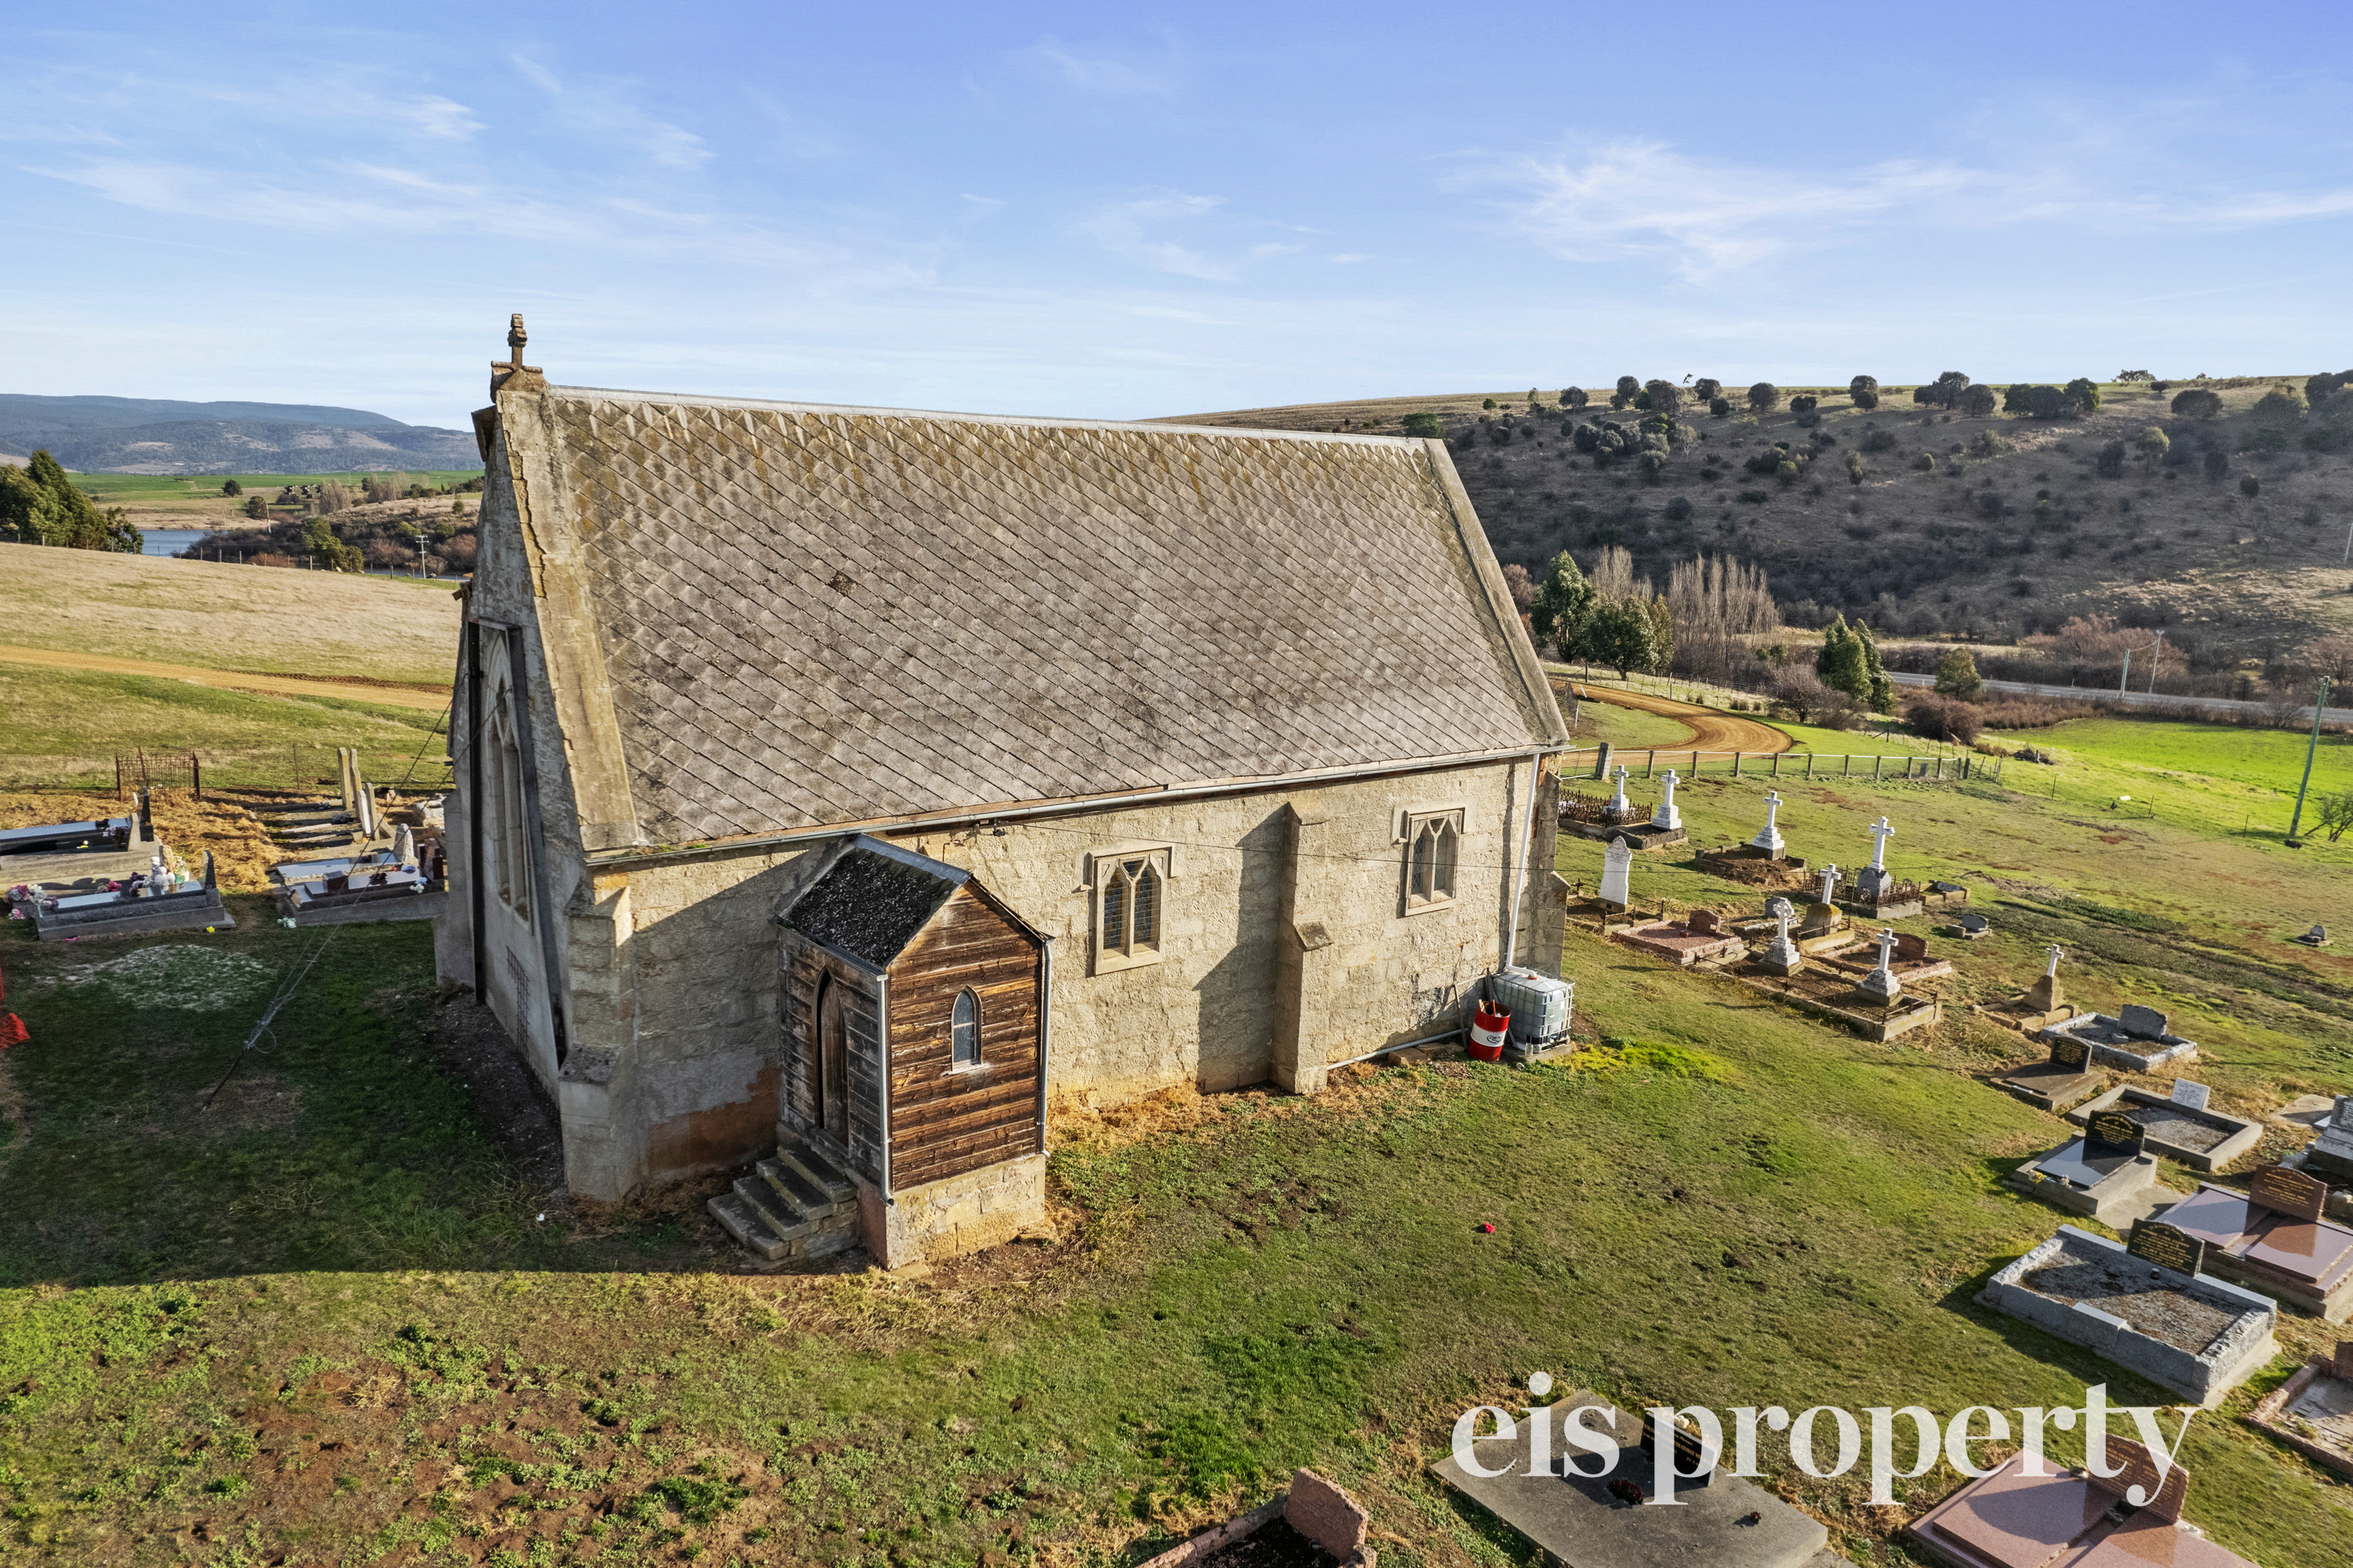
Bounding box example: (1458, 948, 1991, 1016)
(951, 988, 980, 1069)
(1093, 846, 1171, 973)
(1402, 808, 1464, 911)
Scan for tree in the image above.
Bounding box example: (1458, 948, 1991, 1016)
(1849, 375, 1878, 402)
(2315, 788, 2353, 843)
(2251, 387, 2308, 438)
(1559, 387, 1588, 410)
(221, 478, 242, 497)
(1402, 411, 1443, 438)
(2170, 387, 2223, 420)
(1, 450, 140, 551)
(1907, 695, 1982, 744)
(1587, 596, 1660, 677)
(1615, 376, 1641, 402)
(1747, 381, 1780, 413)
(2134, 425, 2169, 475)
(2064, 377, 2102, 415)
(1933, 646, 1984, 700)
(1645, 596, 1675, 671)
(1530, 551, 1596, 659)
(1959, 384, 1998, 418)
(243, 493, 269, 519)
(1482, 397, 1497, 410)
(2117, 369, 2155, 383)
(1846, 450, 1865, 486)
(2241, 475, 2261, 498)
(1644, 380, 1684, 417)
(1816, 616, 1863, 698)
(1789, 394, 1819, 415)
(1693, 378, 1722, 401)
(2095, 441, 2128, 478)
(1853, 619, 1894, 711)
(300, 515, 364, 573)
(1918, 372, 1972, 409)
(1708, 396, 1732, 418)
(1500, 562, 1537, 615)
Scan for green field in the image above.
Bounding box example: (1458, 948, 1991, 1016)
(0, 664, 449, 790)
(71, 471, 485, 504)
(1988, 717, 2352, 805)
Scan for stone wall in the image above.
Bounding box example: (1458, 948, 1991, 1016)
(861, 1152, 1049, 1269)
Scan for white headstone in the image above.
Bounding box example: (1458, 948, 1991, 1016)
(1599, 836, 1633, 907)
(1606, 764, 1631, 816)
(1857, 926, 1903, 1002)
(1749, 791, 1786, 855)
(1817, 864, 1842, 905)
(2044, 944, 2064, 979)
(1653, 769, 1682, 831)
(1866, 816, 1895, 871)
(2169, 1080, 2211, 1112)
(393, 824, 417, 868)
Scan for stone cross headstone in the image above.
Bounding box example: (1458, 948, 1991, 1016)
(1749, 791, 1786, 856)
(1867, 816, 1895, 870)
(2169, 1079, 2210, 1112)
(2027, 944, 2066, 1013)
(1857, 927, 1902, 1003)
(1599, 836, 1633, 908)
(2119, 1004, 2169, 1041)
(1765, 896, 1795, 922)
(1817, 864, 1841, 906)
(1856, 815, 1897, 897)
(1757, 907, 1803, 975)
(1606, 764, 1631, 817)
(2045, 944, 2064, 979)
(2127, 1219, 2205, 1278)
(1653, 769, 1682, 831)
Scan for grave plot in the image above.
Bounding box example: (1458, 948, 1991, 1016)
(2156, 1166, 2353, 1322)
(2003, 1111, 2172, 1228)
(1726, 922, 1947, 1043)
(1693, 790, 1815, 891)
(1949, 909, 1992, 940)
(1609, 905, 1747, 968)
(1431, 1390, 1840, 1568)
(1906, 1435, 2257, 1568)
(2066, 1083, 2260, 1173)
(1976, 944, 2084, 1035)
(2246, 1341, 2353, 1480)
(1564, 767, 1689, 851)
(2044, 1004, 2198, 1074)
(1978, 1223, 2278, 1406)
(9, 849, 235, 940)
(1828, 814, 1971, 922)
(1991, 1036, 2108, 1115)
(2296, 1094, 2353, 1182)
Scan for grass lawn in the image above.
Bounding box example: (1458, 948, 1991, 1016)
(0, 542, 462, 684)
(4, 753, 2351, 1565)
(1987, 717, 2352, 814)
(70, 473, 486, 528)
(0, 664, 449, 792)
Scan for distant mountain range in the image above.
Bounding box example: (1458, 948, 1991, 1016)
(0, 394, 480, 475)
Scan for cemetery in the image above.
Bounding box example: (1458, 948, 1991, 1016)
(1977, 944, 2084, 1035)
(1692, 789, 1815, 890)
(1978, 1221, 2280, 1405)
(1728, 919, 1950, 1042)
(1905, 1436, 2257, 1568)
(2043, 1002, 2202, 1074)
(2002, 1110, 2172, 1227)
(2294, 1095, 2353, 1181)
(2245, 1341, 2353, 1480)
(5, 797, 235, 941)
(1830, 817, 1969, 923)
(2155, 1166, 2353, 1322)
(1608, 903, 1748, 967)
(2064, 1081, 2263, 1173)
(1564, 766, 1689, 851)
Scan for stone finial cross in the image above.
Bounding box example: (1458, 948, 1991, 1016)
(1867, 816, 1895, 870)
(506, 312, 528, 367)
(1773, 907, 1794, 942)
(1751, 789, 1786, 853)
(490, 311, 545, 395)
(1874, 926, 1899, 969)
(1817, 863, 1841, 903)
(1607, 763, 1630, 810)
(2044, 943, 2064, 979)
(1761, 791, 1784, 830)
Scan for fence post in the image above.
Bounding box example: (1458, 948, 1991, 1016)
(1594, 741, 1613, 781)
(1772, 752, 1781, 777)
(1733, 751, 1743, 777)
(115, 755, 123, 801)
(1690, 749, 1700, 777)
(1843, 755, 1851, 778)
(1875, 755, 1883, 780)
(191, 752, 202, 800)
(1646, 750, 1656, 777)
(1805, 754, 1815, 779)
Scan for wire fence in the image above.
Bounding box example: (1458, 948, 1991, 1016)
(1558, 745, 2002, 784)
(1, 741, 454, 801)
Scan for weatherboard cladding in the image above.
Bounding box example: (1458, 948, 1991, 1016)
(530, 387, 1551, 844)
(781, 845, 966, 970)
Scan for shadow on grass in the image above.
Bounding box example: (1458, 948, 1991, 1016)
(0, 898, 765, 1286)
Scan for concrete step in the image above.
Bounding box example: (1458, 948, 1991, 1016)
(758, 1156, 833, 1216)
(708, 1192, 791, 1261)
(734, 1173, 812, 1236)
(777, 1141, 857, 1205)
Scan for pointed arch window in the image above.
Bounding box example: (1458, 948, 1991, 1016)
(950, 988, 981, 1069)
(1093, 846, 1172, 973)
(1402, 808, 1464, 911)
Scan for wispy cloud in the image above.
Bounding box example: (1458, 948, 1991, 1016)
(1482, 139, 1979, 278)
(1016, 36, 1180, 96)
(1075, 191, 1311, 281)
(510, 56, 710, 169)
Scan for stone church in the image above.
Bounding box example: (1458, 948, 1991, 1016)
(436, 321, 1572, 1266)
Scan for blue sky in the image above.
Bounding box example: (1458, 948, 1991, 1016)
(5, 2, 2350, 429)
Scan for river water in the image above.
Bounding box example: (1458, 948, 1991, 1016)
(138, 528, 209, 557)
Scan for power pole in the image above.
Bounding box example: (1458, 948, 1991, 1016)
(2118, 649, 2131, 695)
(2147, 631, 2166, 695)
(2285, 675, 2334, 848)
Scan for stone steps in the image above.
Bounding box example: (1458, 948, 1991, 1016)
(708, 1140, 862, 1264)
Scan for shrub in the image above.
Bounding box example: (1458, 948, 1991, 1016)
(1664, 495, 1693, 521)
(1560, 386, 1588, 409)
(1976, 490, 2006, 518)
(1861, 427, 1898, 453)
(1708, 397, 1731, 418)
(2251, 387, 2308, 435)
(1738, 487, 1769, 504)
(1401, 412, 1442, 438)
(2241, 475, 2260, 498)
(1789, 394, 1819, 416)
(1616, 376, 1642, 401)
(1693, 378, 1722, 401)
(1959, 384, 1997, 418)
(1846, 450, 1865, 486)
(1907, 695, 1981, 744)
(1774, 460, 1798, 485)
(2064, 377, 2102, 414)
(1975, 696, 2094, 728)
(1912, 451, 1937, 472)
(2171, 387, 2223, 419)
(1850, 387, 1878, 410)
(242, 494, 268, 519)
(1849, 374, 1878, 399)
(2203, 448, 2229, 480)
(1747, 382, 1780, 413)
(220, 478, 242, 496)
(2095, 441, 2127, 478)
(1482, 397, 1497, 410)
(252, 551, 296, 568)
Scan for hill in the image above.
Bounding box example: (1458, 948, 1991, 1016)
(1162, 377, 2353, 668)
(0, 393, 478, 475)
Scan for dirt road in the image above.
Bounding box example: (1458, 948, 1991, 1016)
(1559, 680, 1795, 754)
(0, 643, 449, 713)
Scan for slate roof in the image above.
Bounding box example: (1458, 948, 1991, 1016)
(780, 836, 969, 969)
(512, 387, 1564, 845)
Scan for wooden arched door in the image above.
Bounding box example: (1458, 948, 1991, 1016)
(816, 976, 849, 1144)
